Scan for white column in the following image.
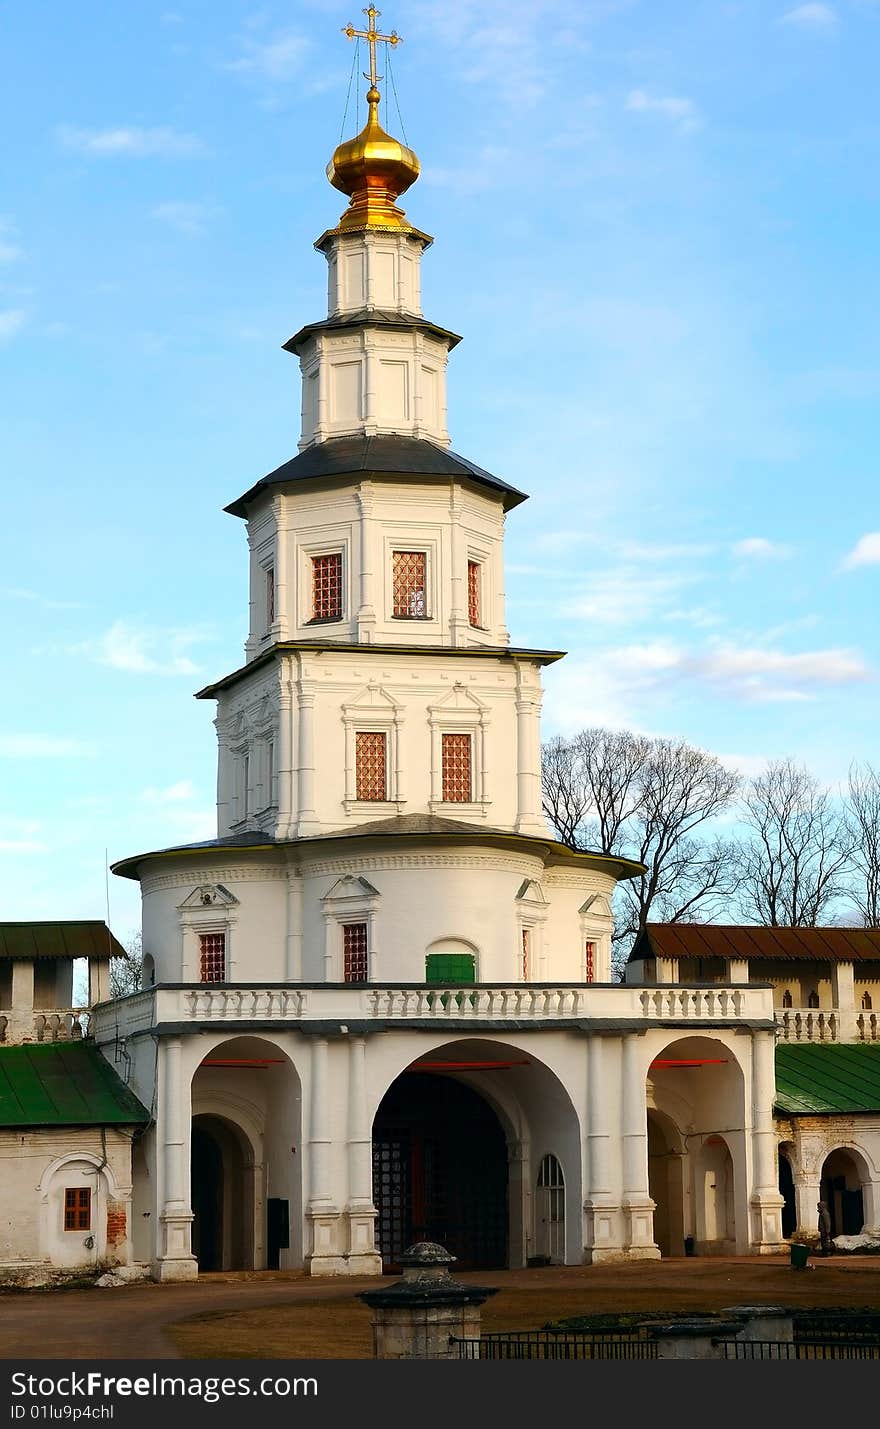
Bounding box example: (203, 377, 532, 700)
(586, 1034, 611, 1196)
(514, 666, 544, 833)
(363, 337, 377, 435)
(621, 1036, 658, 1256)
(347, 1036, 380, 1261)
(750, 1029, 785, 1251)
(154, 1036, 197, 1281)
(306, 1038, 347, 1274)
(214, 721, 233, 836)
(285, 864, 303, 981)
(356, 482, 376, 640)
(449, 491, 466, 646)
(276, 672, 294, 839)
(273, 500, 289, 640)
(296, 677, 319, 834)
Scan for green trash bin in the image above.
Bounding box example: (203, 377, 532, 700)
(790, 1243, 809, 1269)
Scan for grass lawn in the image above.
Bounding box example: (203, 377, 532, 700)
(166, 1255, 880, 1359)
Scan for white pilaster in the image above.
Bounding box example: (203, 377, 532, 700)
(750, 1029, 786, 1251)
(153, 1037, 198, 1281)
(346, 1036, 382, 1273)
(621, 1035, 659, 1257)
(306, 1039, 346, 1274)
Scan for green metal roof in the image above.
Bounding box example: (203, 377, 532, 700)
(0, 1043, 150, 1128)
(775, 1043, 880, 1115)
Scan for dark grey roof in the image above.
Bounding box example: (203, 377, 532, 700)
(0, 922, 127, 961)
(630, 923, 880, 966)
(225, 435, 527, 518)
(111, 815, 644, 883)
(283, 309, 462, 354)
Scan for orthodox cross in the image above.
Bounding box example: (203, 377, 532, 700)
(342, 6, 401, 89)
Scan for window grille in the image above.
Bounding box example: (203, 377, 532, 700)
(266, 566, 275, 626)
(467, 560, 481, 627)
(392, 550, 427, 618)
(312, 553, 343, 621)
(199, 932, 226, 984)
(585, 940, 595, 983)
(64, 1187, 91, 1232)
(356, 731, 387, 801)
(442, 733, 472, 802)
(343, 922, 368, 983)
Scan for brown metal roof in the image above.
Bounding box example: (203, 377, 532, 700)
(630, 923, 880, 964)
(0, 922, 127, 961)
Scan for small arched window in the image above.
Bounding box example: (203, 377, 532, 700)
(807, 989, 820, 1009)
(862, 991, 873, 1011)
(782, 988, 793, 1008)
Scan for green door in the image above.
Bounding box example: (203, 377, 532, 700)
(425, 953, 476, 984)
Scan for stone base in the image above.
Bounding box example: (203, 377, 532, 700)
(151, 1256, 199, 1282)
(582, 1247, 659, 1265)
(305, 1254, 351, 1276)
(345, 1251, 384, 1276)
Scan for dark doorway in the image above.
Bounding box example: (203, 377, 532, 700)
(372, 1072, 508, 1272)
(191, 1123, 223, 1271)
(190, 1114, 250, 1271)
(820, 1150, 865, 1238)
(778, 1153, 796, 1238)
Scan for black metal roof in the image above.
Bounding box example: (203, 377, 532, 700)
(225, 434, 528, 518)
(283, 308, 462, 355)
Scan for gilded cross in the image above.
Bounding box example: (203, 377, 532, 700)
(342, 6, 401, 89)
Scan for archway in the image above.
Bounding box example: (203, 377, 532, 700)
(647, 1110, 685, 1257)
(191, 1113, 251, 1271)
(778, 1149, 797, 1238)
(697, 1136, 735, 1249)
(372, 1072, 508, 1271)
(820, 1148, 865, 1237)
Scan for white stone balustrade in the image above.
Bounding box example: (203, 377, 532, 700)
(0, 1008, 90, 1044)
(93, 982, 777, 1043)
(775, 1007, 880, 1044)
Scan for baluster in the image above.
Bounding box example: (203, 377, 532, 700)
(732, 991, 742, 1016)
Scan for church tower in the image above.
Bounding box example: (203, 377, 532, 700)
(198, 14, 554, 843)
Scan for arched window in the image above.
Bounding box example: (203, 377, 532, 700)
(425, 940, 477, 984)
(862, 991, 873, 1011)
(535, 1154, 565, 1264)
(782, 988, 793, 1008)
(807, 989, 820, 1009)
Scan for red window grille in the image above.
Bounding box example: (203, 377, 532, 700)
(442, 733, 472, 803)
(467, 560, 481, 627)
(266, 566, 275, 626)
(585, 940, 595, 983)
(343, 922, 368, 983)
(312, 552, 343, 621)
(356, 731, 387, 801)
(392, 550, 427, 618)
(200, 932, 226, 984)
(64, 1187, 91, 1231)
(522, 928, 531, 981)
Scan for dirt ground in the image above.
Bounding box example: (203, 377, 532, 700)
(3, 1255, 880, 1360)
(165, 1255, 880, 1359)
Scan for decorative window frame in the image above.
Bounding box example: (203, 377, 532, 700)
(321, 875, 381, 982)
(229, 742, 251, 827)
(384, 533, 440, 626)
(428, 683, 490, 815)
(342, 685, 405, 814)
(578, 894, 614, 983)
(515, 879, 549, 982)
(299, 536, 350, 627)
(178, 884, 240, 983)
(466, 545, 491, 632)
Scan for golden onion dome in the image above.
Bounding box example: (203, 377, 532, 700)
(327, 86, 420, 232)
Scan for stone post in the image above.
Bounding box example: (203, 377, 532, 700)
(648, 1318, 741, 1361)
(722, 1305, 794, 1342)
(359, 1242, 498, 1360)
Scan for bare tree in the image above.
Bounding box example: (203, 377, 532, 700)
(734, 758, 853, 926)
(845, 762, 880, 926)
(110, 930, 143, 999)
(542, 728, 741, 971)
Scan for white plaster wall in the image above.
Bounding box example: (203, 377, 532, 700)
(242, 479, 509, 653)
(0, 1128, 133, 1269)
(324, 230, 426, 318)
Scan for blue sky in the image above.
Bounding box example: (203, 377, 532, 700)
(1, 0, 878, 943)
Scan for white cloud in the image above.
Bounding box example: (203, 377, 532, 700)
(692, 643, 868, 700)
(0, 309, 26, 341)
(626, 89, 702, 132)
(225, 31, 309, 80)
(4, 586, 87, 611)
(842, 532, 880, 569)
(0, 818, 46, 855)
(57, 125, 207, 158)
(731, 537, 792, 559)
(0, 734, 93, 758)
(781, 3, 838, 28)
(69, 620, 210, 676)
(151, 201, 218, 236)
(563, 566, 699, 625)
